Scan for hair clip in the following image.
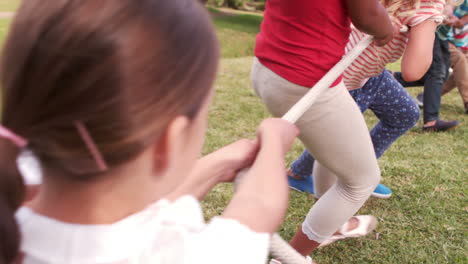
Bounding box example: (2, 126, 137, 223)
(0, 125, 28, 148)
(74, 121, 109, 172)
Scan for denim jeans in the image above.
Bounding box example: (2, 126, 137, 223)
(394, 35, 450, 123)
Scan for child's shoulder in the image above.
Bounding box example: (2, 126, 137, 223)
(396, 0, 445, 26)
(395, 0, 445, 14)
(15, 196, 206, 263)
(16, 196, 270, 263)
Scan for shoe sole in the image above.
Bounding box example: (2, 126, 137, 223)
(292, 185, 389, 199)
(289, 186, 303, 193)
(318, 216, 378, 248)
(423, 123, 461, 132)
(366, 216, 378, 234)
(289, 186, 319, 199)
(448, 123, 461, 131)
(371, 192, 392, 199)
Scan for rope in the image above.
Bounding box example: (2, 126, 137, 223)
(281, 35, 373, 123)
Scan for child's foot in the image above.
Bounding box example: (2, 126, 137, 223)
(371, 183, 392, 199)
(287, 169, 316, 197)
(319, 215, 378, 248)
(288, 170, 392, 199)
(423, 119, 461, 132)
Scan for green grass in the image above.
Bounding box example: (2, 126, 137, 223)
(212, 10, 262, 58)
(0, 19, 12, 46)
(207, 8, 468, 264)
(0, 0, 20, 12)
(0, 0, 18, 46)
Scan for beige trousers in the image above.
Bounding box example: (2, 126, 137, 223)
(250, 58, 380, 242)
(442, 43, 468, 104)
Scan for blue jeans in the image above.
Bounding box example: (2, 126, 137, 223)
(291, 70, 420, 178)
(394, 35, 450, 123)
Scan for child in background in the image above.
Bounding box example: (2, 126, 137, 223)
(0, 0, 299, 263)
(394, 0, 463, 131)
(289, 0, 446, 203)
(397, 0, 468, 115)
(251, 0, 394, 260)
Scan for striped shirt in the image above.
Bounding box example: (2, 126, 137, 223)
(344, 0, 445, 90)
(437, 0, 468, 50)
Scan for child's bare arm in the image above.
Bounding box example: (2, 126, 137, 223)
(346, 0, 394, 46)
(400, 20, 438, 82)
(167, 139, 259, 201)
(223, 119, 299, 233)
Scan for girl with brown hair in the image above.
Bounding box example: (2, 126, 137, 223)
(0, 0, 298, 263)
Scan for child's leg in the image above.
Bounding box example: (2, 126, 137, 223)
(251, 58, 380, 254)
(393, 72, 425, 87)
(289, 80, 374, 184)
(296, 83, 379, 253)
(310, 77, 381, 197)
(291, 76, 380, 196)
(422, 37, 450, 124)
(290, 150, 315, 180)
(442, 74, 456, 95)
(442, 43, 468, 106)
(350, 70, 420, 158)
(363, 70, 421, 157)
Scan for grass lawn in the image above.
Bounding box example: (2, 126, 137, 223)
(0, 1, 465, 263)
(204, 8, 467, 264)
(0, 0, 19, 12)
(0, 0, 17, 46)
(0, 18, 11, 44)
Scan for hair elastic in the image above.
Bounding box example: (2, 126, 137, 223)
(74, 121, 109, 172)
(0, 125, 28, 148)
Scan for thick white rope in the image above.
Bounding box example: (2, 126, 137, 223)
(282, 24, 407, 123)
(281, 35, 373, 123)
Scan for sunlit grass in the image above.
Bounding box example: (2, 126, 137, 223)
(0, 0, 20, 12)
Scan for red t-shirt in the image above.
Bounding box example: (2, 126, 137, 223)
(255, 0, 351, 88)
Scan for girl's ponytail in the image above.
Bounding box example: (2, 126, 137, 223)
(0, 138, 25, 264)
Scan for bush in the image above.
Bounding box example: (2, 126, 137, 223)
(212, 0, 225, 7)
(228, 0, 246, 9)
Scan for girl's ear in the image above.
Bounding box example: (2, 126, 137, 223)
(152, 115, 191, 174)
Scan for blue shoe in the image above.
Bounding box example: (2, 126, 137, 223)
(288, 172, 392, 199)
(371, 183, 392, 199)
(287, 173, 315, 195)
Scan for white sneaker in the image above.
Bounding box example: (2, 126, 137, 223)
(319, 215, 378, 248)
